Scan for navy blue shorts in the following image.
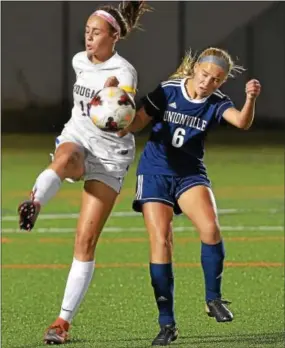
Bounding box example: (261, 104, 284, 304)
(133, 174, 211, 215)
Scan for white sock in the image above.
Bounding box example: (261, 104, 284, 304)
(59, 258, 95, 323)
(32, 169, 62, 205)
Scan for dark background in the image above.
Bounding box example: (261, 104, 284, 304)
(2, 1, 285, 132)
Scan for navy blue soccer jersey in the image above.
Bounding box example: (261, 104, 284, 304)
(137, 78, 235, 176)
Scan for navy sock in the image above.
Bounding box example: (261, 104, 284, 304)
(201, 241, 225, 302)
(149, 263, 175, 327)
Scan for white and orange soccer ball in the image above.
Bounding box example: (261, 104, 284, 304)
(89, 87, 136, 132)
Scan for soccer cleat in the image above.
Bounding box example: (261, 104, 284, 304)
(206, 299, 233, 322)
(151, 324, 178, 346)
(18, 200, 41, 231)
(44, 318, 69, 345)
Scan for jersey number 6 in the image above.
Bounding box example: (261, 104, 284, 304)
(172, 128, 186, 148)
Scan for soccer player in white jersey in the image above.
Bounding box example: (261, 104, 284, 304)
(119, 47, 261, 346)
(17, 1, 151, 344)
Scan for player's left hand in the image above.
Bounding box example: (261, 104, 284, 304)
(245, 79, 261, 100)
(117, 126, 131, 138)
(104, 76, 119, 88)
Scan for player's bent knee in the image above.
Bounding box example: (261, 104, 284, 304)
(199, 222, 221, 244)
(53, 151, 84, 180)
(75, 232, 98, 258)
(56, 151, 81, 169)
(152, 235, 172, 250)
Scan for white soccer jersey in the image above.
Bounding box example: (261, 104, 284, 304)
(61, 51, 138, 178)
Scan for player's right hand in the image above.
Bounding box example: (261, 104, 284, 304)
(104, 76, 119, 88)
(245, 79, 261, 100)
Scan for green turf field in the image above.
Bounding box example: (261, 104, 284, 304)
(2, 132, 284, 348)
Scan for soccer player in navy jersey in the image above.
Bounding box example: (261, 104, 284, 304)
(119, 47, 261, 346)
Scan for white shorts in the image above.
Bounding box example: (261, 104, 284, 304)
(53, 122, 133, 193)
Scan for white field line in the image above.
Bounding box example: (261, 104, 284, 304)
(1, 208, 282, 222)
(1, 226, 283, 233)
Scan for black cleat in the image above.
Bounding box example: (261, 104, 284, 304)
(18, 200, 41, 231)
(206, 299, 233, 322)
(151, 324, 178, 346)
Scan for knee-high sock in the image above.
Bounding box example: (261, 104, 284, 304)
(32, 169, 62, 205)
(59, 258, 95, 323)
(201, 241, 225, 302)
(150, 263, 175, 327)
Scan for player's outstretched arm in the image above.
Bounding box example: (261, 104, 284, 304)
(117, 106, 152, 137)
(222, 79, 261, 130)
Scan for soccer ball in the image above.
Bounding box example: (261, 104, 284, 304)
(89, 87, 136, 132)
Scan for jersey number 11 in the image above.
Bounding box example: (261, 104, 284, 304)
(80, 101, 91, 117)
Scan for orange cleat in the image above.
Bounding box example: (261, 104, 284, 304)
(43, 318, 70, 345)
